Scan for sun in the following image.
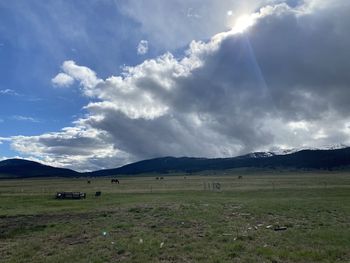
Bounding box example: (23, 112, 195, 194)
(231, 14, 256, 33)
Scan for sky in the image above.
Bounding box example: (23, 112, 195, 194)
(1, 0, 350, 171)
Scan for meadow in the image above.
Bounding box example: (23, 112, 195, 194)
(0, 171, 349, 262)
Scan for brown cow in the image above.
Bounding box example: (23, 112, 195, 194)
(111, 179, 120, 184)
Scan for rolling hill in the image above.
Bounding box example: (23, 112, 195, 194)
(0, 159, 80, 179)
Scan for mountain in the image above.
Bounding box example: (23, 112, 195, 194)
(1, 146, 350, 179)
(89, 147, 350, 176)
(0, 159, 80, 179)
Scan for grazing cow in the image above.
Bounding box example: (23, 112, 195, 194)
(87, 180, 91, 184)
(238, 176, 243, 179)
(111, 179, 119, 184)
(95, 191, 102, 197)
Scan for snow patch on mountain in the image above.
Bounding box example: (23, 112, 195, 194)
(247, 144, 349, 158)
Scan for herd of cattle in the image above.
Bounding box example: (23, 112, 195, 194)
(55, 176, 244, 199)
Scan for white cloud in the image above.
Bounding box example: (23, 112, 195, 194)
(11, 115, 40, 123)
(52, 73, 74, 87)
(137, 40, 149, 55)
(9, 1, 350, 171)
(0, 89, 19, 96)
(10, 126, 132, 171)
(61, 60, 101, 89)
(52, 60, 101, 92)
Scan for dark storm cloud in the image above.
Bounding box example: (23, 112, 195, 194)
(247, 3, 350, 118)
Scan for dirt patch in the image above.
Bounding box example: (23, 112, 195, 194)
(0, 211, 108, 239)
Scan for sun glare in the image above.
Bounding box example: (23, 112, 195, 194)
(232, 14, 255, 33)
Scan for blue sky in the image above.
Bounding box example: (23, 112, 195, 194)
(0, 0, 150, 156)
(1, 0, 350, 171)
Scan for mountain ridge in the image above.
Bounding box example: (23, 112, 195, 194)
(1, 146, 350, 178)
(89, 147, 350, 176)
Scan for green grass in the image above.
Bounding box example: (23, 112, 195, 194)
(0, 172, 350, 262)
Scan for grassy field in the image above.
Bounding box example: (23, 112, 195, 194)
(0, 172, 350, 262)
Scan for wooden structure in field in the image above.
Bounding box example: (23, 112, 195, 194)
(55, 192, 86, 199)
